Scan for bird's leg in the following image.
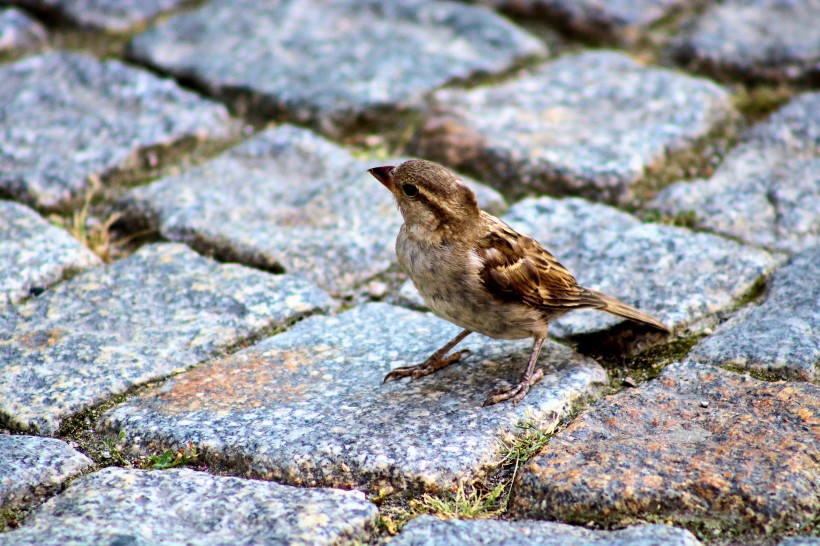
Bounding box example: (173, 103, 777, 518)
(483, 336, 546, 406)
(384, 330, 472, 382)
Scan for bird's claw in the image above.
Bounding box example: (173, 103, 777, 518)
(482, 368, 544, 406)
(384, 349, 472, 382)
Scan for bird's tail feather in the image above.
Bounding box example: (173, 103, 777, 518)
(586, 289, 670, 333)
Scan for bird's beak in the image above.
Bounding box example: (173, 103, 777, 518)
(368, 166, 395, 191)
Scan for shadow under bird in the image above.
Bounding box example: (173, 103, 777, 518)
(369, 160, 670, 406)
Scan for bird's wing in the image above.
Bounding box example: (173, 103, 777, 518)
(476, 213, 603, 311)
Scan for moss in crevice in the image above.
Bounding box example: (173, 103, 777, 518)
(579, 333, 705, 393)
(731, 83, 796, 122)
(624, 118, 740, 209)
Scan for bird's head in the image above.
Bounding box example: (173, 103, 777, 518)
(368, 160, 480, 234)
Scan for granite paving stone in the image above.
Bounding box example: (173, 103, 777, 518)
(398, 196, 779, 338)
(779, 539, 820, 546)
(391, 516, 704, 546)
(6, 0, 190, 32)
(0, 200, 100, 307)
(0, 7, 46, 55)
(0, 467, 378, 545)
(0, 243, 334, 435)
(412, 50, 735, 203)
(651, 92, 820, 254)
(474, 0, 697, 44)
(101, 303, 607, 494)
(0, 434, 92, 509)
(118, 124, 506, 296)
(511, 361, 820, 535)
(0, 51, 234, 211)
(687, 246, 819, 381)
(672, 0, 820, 83)
(127, 0, 546, 138)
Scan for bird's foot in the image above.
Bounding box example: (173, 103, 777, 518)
(482, 368, 544, 406)
(384, 350, 472, 382)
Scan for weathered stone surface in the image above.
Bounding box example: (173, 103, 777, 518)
(0, 467, 378, 545)
(651, 93, 820, 254)
(687, 246, 819, 381)
(101, 303, 607, 493)
(398, 196, 779, 338)
(118, 125, 506, 295)
(0, 434, 92, 509)
(0, 52, 234, 210)
(0, 243, 333, 435)
(475, 0, 696, 44)
(0, 7, 46, 55)
(672, 0, 820, 83)
(413, 50, 734, 203)
(7, 0, 189, 31)
(392, 516, 703, 546)
(511, 361, 820, 535)
(0, 201, 100, 307)
(128, 0, 546, 137)
(780, 539, 820, 546)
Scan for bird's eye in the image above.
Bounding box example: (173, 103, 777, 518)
(402, 183, 419, 197)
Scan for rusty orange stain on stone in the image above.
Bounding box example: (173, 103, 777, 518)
(150, 347, 330, 413)
(18, 328, 66, 348)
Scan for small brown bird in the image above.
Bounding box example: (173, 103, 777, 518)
(369, 160, 670, 406)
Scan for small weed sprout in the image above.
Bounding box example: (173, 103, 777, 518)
(147, 442, 199, 470)
(101, 430, 129, 466)
(49, 175, 123, 263)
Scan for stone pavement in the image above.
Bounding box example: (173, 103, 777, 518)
(0, 1, 817, 545)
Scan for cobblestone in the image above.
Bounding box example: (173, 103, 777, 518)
(7, 0, 189, 32)
(672, 0, 820, 83)
(392, 516, 704, 546)
(102, 303, 607, 494)
(128, 0, 546, 137)
(687, 246, 819, 380)
(651, 92, 820, 254)
(0, 200, 100, 307)
(0, 7, 46, 55)
(477, 0, 697, 44)
(511, 361, 820, 535)
(0, 467, 378, 545)
(0, 52, 234, 210)
(0, 434, 92, 509)
(118, 125, 505, 295)
(413, 50, 734, 203)
(0, 243, 333, 434)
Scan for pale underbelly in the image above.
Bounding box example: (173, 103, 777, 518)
(419, 284, 546, 340)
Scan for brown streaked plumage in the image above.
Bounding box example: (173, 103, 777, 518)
(369, 159, 669, 406)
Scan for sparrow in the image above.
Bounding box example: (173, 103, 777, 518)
(368, 159, 670, 406)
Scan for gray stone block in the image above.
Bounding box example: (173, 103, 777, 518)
(651, 93, 820, 254)
(127, 0, 546, 137)
(0, 467, 378, 545)
(475, 0, 697, 44)
(413, 50, 735, 203)
(511, 361, 820, 535)
(392, 516, 704, 546)
(672, 0, 820, 83)
(0, 7, 46, 54)
(118, 125, 506, 296)
(101, 303, 607, 493)
(0, 243, 334, 434)
(6, 0, 188, 31)
(0, 201, 100, 306)
(0, 434, 92, 509)
(0, 52, 234, 210)
(687, 246, 819, 380)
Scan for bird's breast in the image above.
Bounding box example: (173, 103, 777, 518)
(396, 230, 545, 340)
